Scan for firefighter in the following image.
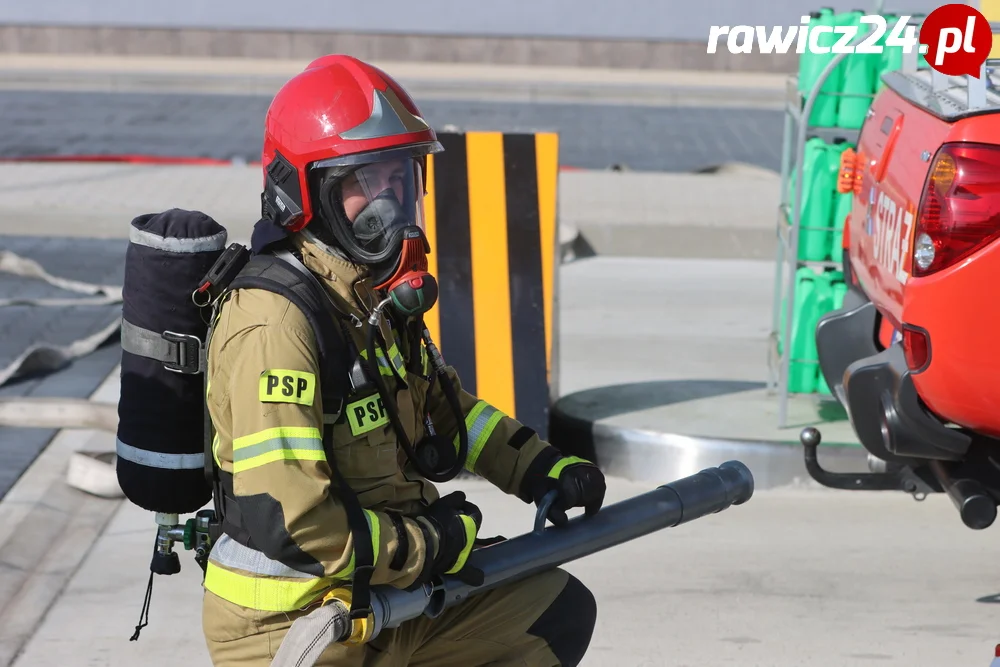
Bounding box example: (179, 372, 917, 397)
(200, 54, 605, 666)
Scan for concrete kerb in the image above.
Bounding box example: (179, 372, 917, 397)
(546, 378, 868, 491)
(548, 402, 868, 491)
(0, 365, 122, 667)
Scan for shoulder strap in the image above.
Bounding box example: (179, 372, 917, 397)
(228, 253, 352, 413)
(225, 251, 376, 623)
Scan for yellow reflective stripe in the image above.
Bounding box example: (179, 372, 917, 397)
(232, 426, 325, 474)
(359, 348, 396, 378)
(365, 509, 380, 567)
(330, 509, 381, 579)
(360, 337, 406, 381)
(233, 448, 325, 474)
(212, 433, 221, 468)
(455, 401, 506, 473)
(548, 456, 590, 479)
(445, 514, 477, 574)
(333, 555, 354, 580)
(386, 342, 405, 378)
(234, 426, 322, 449)
(205, 511, 383, 611)
(203, 561, 331, 612)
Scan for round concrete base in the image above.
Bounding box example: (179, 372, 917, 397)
(549, 380, 868, 489)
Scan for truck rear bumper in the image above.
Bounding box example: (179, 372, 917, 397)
(843, 344, 970, 461)
(815, 288, 876, 407)
(815, 288, 971, 462)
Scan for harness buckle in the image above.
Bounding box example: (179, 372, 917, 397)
(161, 331, 203, 374)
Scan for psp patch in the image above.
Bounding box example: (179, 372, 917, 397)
(346, 395, 389, 435)
(259, 370, 315, 406)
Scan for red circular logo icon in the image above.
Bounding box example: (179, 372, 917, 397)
(920, 4, 992, 78)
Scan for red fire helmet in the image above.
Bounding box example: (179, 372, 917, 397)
(260, 54, 442, 233)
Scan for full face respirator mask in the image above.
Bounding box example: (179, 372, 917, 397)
(314, 153, 438, 318)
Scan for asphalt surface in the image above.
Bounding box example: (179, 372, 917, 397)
(0, 235, 126, 500)
(0, 89, 784, 172)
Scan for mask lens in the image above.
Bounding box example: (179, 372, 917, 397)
(340, 158, 424, 253)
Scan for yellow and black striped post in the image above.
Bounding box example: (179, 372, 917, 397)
(422, 131, 559, 439)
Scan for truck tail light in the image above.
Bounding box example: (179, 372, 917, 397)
(901, 324, 930, 372)
(912, 143, 1000, 277)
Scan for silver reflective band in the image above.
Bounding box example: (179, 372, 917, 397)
(339, 88, 430, 141)
(463, 403, 503, 472)
(129, 226, 227, 254)
(468, 404, 500, 445)
(210, 534, 315, 579)
(116, 439, 205, 470)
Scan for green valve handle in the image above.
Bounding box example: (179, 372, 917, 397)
(183, 519, 196, 550)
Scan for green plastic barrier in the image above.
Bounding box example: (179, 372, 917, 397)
(789, 267, 828, 394)
(832, 277, 847, 309)
(809, 9, 841, 127)
(797, 138, 835, 262)
(786, 267, 815, 393)
(815, 271, 844, 395)
(798, 10, 826, 97)
(835, 11, 874, 129)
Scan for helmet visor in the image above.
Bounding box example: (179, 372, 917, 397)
(337, 157, 425, 257)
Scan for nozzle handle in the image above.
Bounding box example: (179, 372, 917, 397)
(533, 490, 559, 534)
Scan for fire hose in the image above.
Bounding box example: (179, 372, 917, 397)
(270, 460, 755, 667)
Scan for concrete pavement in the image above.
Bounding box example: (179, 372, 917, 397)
(0, 162, 781, 260)
(10, 454, 1000, 667)
(0, 366, 120, 666)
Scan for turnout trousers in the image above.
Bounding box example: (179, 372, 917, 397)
(203, 569, 597, 667)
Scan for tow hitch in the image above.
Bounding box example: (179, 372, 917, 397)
(801, 427, 1000, 529)
(801, 427, 939, 497)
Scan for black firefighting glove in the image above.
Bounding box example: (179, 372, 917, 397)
(419, 491, 484, 586)
(531, 457, 607, 527)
